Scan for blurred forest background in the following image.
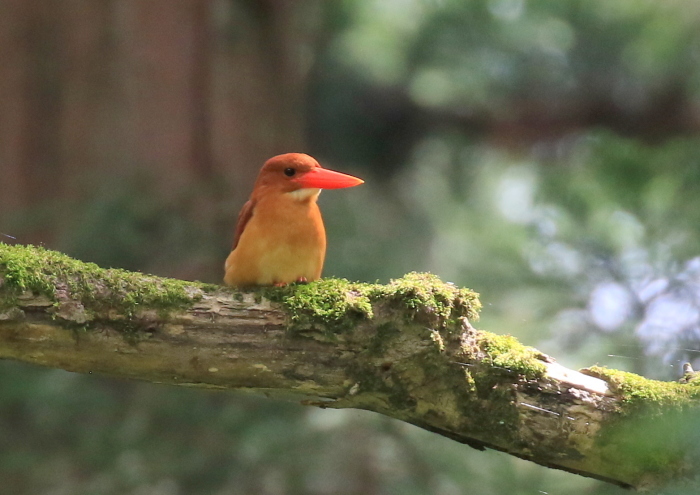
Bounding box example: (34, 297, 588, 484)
(2, 0, 700, 493)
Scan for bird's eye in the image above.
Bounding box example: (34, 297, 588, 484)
(284, 168, 296, 177)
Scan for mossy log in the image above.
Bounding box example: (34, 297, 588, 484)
(1, 244, 700, 490)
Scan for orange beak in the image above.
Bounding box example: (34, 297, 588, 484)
(292, 167, 364, 189)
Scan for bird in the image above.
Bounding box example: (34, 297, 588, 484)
(224, 153, 364, 287)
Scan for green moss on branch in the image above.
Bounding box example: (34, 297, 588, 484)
(1, 244, 480, 338)
(587, 366, 700, 413)
(260, 272, 481, 336)
(476, 332, 547, 379)
(586, 366, 700, 485)
(259, 278, 374, 334)
(0, 243, 209, 319)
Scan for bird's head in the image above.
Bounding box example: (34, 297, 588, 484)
(251, 153, 364, 201)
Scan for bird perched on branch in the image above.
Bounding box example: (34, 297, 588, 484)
(224, 153, 364, 287)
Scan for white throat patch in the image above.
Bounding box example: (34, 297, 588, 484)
(287, 188, 321, 201)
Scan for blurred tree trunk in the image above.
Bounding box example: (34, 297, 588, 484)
(0, 0, 321, 251)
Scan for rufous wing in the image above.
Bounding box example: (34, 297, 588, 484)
(232, 199, 256, 250)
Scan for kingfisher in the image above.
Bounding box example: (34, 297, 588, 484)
(224, 153, 363, 287)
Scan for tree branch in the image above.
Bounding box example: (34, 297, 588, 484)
(1, 244, 698, 490)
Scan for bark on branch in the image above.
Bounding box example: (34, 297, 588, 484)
(1, 244, 699, 491)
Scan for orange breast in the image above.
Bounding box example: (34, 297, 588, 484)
(224, 195, 326, 286)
